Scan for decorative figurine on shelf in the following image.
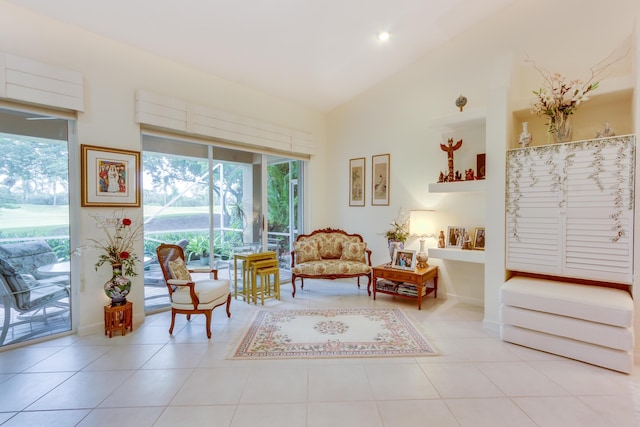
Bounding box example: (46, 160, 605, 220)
(518, 122, 532, 148)
(461, 232, 472, 250)
(440, 138, 463, 182)
(596, 122, 615, 139)
(455, 94, 468, 112)
(455, 170, 462, 181)
(438, 230, 445, 248)
(438, 171, 444, 183)
(465, 169, 475, 180)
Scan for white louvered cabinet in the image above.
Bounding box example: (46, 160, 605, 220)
(506, 135, 635, 284)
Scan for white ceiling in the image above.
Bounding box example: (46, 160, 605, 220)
(7, 0, 517, 112)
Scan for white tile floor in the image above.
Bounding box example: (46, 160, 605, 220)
(1, 279, 639, 427)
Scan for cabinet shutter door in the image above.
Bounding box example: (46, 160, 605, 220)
(506, 136, 635, 284)
(563, 139, 634, 283)
(506, 148, 562, 275)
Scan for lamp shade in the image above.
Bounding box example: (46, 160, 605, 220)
(409, 210, 435, 238)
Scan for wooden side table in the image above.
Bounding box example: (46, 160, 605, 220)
(104, 301, 133, 338)
(372, 264, 438, 310)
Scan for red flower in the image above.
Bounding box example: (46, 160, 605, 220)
(122, 218, 132, 226)
(119, 251, 130, 259)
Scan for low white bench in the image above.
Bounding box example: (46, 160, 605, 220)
(500, 276, 634, 373)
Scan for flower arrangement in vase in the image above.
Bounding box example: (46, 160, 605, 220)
(384, 220, 409, 261)
(530, 69, 598, 143)
(528, 51, 626, 143)
(82, 210, 143, 305)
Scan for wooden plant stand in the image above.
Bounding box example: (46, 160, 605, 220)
(104, 301, 133, 338)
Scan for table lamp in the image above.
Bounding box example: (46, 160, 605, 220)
(409, 210, 435, 268)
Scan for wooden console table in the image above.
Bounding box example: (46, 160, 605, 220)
(104, 301, 133, 338)
(372, 264, 438, 310)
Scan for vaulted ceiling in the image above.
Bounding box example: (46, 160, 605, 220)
(6, 0, 518, 112)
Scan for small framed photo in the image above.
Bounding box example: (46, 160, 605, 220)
(349, 157, 365, 206)
(446, 226, 468, 248)
(371, 153, 390, 206)
(81, 145, 141, 207)
(473, 227, 485, 250)
(391, 249, 417, 271)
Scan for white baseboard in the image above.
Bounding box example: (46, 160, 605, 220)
(482, 318, 501, 337)
(445, 292, 483, 307)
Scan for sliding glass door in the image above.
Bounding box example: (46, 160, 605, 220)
(266, 156, 303, 272)
(0, 108, 72, 346)
(142, 135, 269, 311)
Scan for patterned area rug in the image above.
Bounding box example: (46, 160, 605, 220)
(230, 308, 437, 359)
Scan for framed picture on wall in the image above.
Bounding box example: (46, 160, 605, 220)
(391, 249, 416, 271)
(473, 227, 485, 250)
(349, 157, 365, 206)
(81, 145, 141, 207)
(446, 226, 468, 248)
(371, 153, 390, 206)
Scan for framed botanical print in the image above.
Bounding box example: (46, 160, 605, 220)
(371, 153, 390, 206)
(349, 157, 365, 206)
(81, 145, 141, 207)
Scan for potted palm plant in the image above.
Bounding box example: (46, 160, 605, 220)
(186, 235, 210, 265)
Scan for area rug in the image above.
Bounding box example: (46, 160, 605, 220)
(230, 307, 437, 359)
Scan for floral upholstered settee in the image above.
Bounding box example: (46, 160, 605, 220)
(290, 228, 372, 297)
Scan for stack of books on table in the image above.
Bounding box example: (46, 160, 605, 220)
(375, 279, 399, 292)
(397, 283, 427, 297)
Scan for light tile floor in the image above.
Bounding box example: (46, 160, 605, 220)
(1, 279, 639, 427)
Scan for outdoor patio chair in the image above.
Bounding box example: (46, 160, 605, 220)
(0, 249, 70, 346)
(156, 243, 231, 338)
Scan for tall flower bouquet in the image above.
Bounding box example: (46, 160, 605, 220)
(530, 70, 598, 137)
(528, 50, 626, 141)
(88, 210, 142, 277)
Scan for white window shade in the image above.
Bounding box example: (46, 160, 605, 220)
(0, 53, 83, 112)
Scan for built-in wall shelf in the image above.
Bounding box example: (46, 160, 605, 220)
(428, 107, 487, 133)
(428, 247, 485, 264)
(428, 179, 486, 193)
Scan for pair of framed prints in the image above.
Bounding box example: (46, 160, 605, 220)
(349, 154, 389, 207)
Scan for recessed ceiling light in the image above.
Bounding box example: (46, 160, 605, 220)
(377, 32, 390, 42)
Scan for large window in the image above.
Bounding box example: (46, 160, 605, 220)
(0, 109, 71, 346)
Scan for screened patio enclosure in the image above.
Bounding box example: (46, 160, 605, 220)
(142, 134, 303, 312)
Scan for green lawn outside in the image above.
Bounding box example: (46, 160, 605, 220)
(0, 205, 213, 234)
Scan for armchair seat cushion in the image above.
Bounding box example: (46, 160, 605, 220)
(171, 279, 230, 308)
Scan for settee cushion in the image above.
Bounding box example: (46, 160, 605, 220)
(501, 276, 633, 327)
(340, 242, 367, 263)
(291, 260, 372, 276)
(293, 240, 321, 263)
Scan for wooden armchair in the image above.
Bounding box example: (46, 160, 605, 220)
(156, 243, 231, 339)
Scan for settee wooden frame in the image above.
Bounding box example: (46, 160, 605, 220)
(290, 228, 372, 297)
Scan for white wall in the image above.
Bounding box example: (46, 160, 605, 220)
(0, 1, 328, 334)
(326, 0, 639, 312)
